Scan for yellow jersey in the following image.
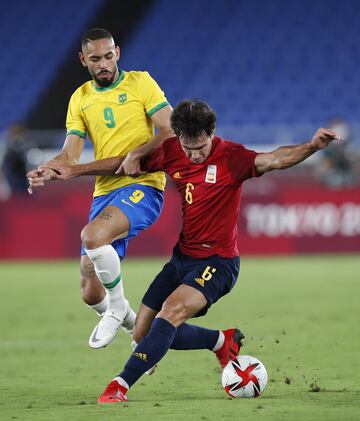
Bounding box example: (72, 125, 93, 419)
(66, 70, 169, 196)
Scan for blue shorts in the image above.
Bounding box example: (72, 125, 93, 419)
(81, 184, 164, 259)
(142, 244, 240, 317)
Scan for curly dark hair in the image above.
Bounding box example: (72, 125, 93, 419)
(170, 99, 216, 141)
(81, 28, 114, 49)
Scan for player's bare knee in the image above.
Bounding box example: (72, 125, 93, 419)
(81, 225, 107, 249)
(159, 300, 187, 325)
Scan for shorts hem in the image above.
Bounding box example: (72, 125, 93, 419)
(182, 281, 213, 306)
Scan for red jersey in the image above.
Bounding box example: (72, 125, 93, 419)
(144, 136, 260, 258)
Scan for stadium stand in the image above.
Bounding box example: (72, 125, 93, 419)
(0, 0, 103, 131)
(1, 0, 359, 148)
(122, 0, 359, 128)
(26, 0, 153, 131)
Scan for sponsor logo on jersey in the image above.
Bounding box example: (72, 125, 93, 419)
(173, 171, 182, 179)
(134, 352, 148, 362)
(205, 165, 217, 183)
(119, 93, 127, 104)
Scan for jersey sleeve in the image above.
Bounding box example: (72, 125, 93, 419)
(141, 143, 167, 173)
(65, 90, 87, 139)
(141, 137, 176, 173)
(139, 72, 170, 117)
(228, 143, 261, 183)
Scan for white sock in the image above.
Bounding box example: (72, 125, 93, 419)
(85, 245, 127, 313)
(86, 292, 108, 315)
(212, 330, 225, 352)
(114, 376, 129, 390)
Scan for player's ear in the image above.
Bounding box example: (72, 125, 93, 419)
(79, 51, 87, 68)
(115, 46, 120, 61)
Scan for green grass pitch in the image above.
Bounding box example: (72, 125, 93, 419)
(0, 255, 359, 420)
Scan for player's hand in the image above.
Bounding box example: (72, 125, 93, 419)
(116, 152, 144, 176)
(310, 128, 342, 150)
(40, 162, 77, 181)
(27, 167, 59, 195)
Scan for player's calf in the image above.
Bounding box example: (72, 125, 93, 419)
(131, 339, 157, 375)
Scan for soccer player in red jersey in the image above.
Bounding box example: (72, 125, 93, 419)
(41, 99, 340, 402)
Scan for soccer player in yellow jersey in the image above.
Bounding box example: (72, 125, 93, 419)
(27, 28, 173, 349)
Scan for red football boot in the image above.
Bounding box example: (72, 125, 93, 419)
(98, 380, 128, 403)
(215, 328, 245, 368)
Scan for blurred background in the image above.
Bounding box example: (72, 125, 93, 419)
(0, 0, 359, 259)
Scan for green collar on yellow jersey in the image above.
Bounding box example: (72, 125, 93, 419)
(92, 69, 125, 92)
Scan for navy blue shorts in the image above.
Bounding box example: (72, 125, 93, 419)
(142, 244, 240, 317)
(81, 184, 164, 259)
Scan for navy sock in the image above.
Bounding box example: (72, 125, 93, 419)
(171, 323, 219, 350)
(119, 317, 176, 388)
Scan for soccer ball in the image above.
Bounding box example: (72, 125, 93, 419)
(221, 355, 268, 398)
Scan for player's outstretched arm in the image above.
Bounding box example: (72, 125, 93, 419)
(254, 128, 341, 174)
(45, 156, 125, 178)
(116, 105, 174, 175)
(27, 134, 85, 194)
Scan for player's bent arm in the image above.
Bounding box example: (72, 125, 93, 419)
(132, 105, 174, 159)
(27, 134, 85, 193)
(47, 134, 85, 165)
(117, 105, 174, 175)
(254, 128, 340, 174)
(34, 134, 85, 179)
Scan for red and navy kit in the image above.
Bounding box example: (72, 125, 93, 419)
(144, 136, 260, 258)
(142, 243, 240, 316)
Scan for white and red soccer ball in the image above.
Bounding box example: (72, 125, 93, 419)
(221, 355, 268, 398)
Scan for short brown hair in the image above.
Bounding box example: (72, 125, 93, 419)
(170, 99, 216, 140)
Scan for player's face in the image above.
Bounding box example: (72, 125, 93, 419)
(79, 38, 120, 87)
(180, 133, 214, 163)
